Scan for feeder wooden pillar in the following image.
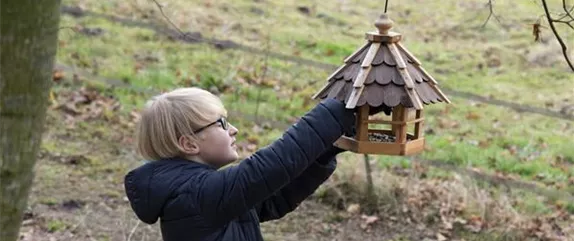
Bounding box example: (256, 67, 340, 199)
(312, 13, 451, 156)
(392, 105, 408, 144)
(414, 110, 424, 139)
(356, 105, 370, 142)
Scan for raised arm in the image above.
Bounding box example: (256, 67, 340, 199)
(255, 146, 344, 222)
(195, 98, 354, 226)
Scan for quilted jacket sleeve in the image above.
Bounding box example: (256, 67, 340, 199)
(194, 98, 354, 226)
(255, 146, 342, 222)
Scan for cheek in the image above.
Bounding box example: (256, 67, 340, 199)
(203, 133, 233, 156)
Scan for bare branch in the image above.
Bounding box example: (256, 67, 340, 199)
(563, 0, 574, 20)
(541, 0, 574, 72)
(482, 0, 503, 28)
(554, 19, 574, 30)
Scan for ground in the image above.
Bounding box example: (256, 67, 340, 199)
(15, 0, 574, 240)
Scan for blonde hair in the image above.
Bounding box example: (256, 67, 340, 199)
(136, 87, 227, 161)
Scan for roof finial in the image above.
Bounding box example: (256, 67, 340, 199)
(375, 14, 393, 35)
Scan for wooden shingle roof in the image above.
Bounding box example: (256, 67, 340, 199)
(313, 14, 451, 110)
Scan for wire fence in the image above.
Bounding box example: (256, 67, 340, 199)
(55, 5, 574, 202)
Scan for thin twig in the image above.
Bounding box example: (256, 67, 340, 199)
(149, 0, 200, 42)
(445, 5, 489, 32)
(541, 0, 574, 72)
(126, 220, 141, 241)
(555, 0, 574, 29)
(555, 19, 574, 30)
(562, 0, 574, 20)
(482, 0, 502, 28)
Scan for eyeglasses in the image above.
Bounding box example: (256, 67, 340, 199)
(194, 117, 228, 134)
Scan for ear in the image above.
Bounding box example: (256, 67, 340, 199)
(178, 135, 200, 155)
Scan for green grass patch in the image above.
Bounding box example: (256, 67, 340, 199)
(53, 0, 574, 226)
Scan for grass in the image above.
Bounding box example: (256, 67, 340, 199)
(55, 0, 574, 204)
(26, 0, 574, 240)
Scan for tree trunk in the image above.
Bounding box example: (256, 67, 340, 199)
(0, 1, 62, 240)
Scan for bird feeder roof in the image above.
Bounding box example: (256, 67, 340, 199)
(313, 14, 451, 110)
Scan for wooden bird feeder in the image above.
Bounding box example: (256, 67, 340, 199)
(312, 14, 451, 156)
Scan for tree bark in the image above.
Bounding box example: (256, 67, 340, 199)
(0, 1, 62, 240)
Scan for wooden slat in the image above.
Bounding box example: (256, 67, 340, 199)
(388, 43, 415, 89)
(391, 104, 402, 134)
(389, 43, 425, 110)
(396, 42, 421, 65)
(345, 43, 381, 108)
(311, 80, 335, 99)
(416, 65, 439, 85)
(344, 42, 370, 63)
(366, 32, 402, 43)
(358, 141, 404, 155)
(352, 42, 380, 87)
(367, 117, 424, 125)
(356, 105, 370, 141)
(414, 110, 424, 139)
(353, 67, 372, 88)
(428, 83, 452, 104)
(403, 138, 425, 155)
(334, 136, 358, 153)
(408, 88, 424, 110)
(399, 69, 415, 89)
(361, 42, 381, 68)
(324, 64, 347, 83)
(367, 120, 402, 125)
(387, 43, 407, 69)
(395, 105, 408, 144)
(345, 86, 365, 109)
(337, 134, 425, 156)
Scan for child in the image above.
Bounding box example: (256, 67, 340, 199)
(124, 87, 357, 241)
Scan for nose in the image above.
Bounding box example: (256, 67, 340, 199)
(228, 124, 238, 136)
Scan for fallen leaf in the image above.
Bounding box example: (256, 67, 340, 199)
(52, 70, 65, 82)
(247, 136, 259, 145)
(438, 118, 460, 129)
(478, 139, 490, 148)
(487, 57, 501, 68)
(465, 112, 481, 120)
(465, 215, 483, 233)
(325, 49, 335, 56)
(436, 232, 447, 241)
(56, 102, 81, 116)
(346, 203, 360, 214)
(251, 125, 264, 134)
(361, 215, 379, 225)
(442, 220, 453, 230)
(246, 143, 257, 152)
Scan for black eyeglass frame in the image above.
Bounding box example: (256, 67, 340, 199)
(194, 117, 228, 134)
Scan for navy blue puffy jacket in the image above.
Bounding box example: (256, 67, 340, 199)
(124, 98, 355, 241)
